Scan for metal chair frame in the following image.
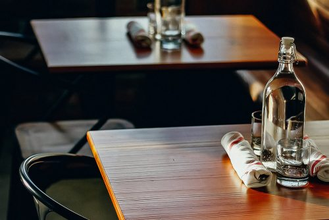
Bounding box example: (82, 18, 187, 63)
(0, 31, 39, 62)
(2, 31, 115, 219)
(19, 153, 102, 220)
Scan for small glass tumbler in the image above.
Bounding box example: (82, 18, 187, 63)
(154, 0, 185, 50)
(276, 138, 310, 188)
(251, 110, 262, 156)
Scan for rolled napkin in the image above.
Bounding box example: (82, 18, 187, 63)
(183, 23, 204, 47)
(221, 131, 272, 188)
(127, 21, 152, 48)
(304, 136, 329, 182)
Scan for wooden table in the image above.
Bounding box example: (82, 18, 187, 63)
(31, 15, 306, 74)
(87, 121, 329, 219)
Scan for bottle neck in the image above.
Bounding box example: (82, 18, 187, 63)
(277, 61, 294, 73)
(276, 42, 296, 74)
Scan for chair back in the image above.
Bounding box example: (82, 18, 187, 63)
(19, 153, 116, 220)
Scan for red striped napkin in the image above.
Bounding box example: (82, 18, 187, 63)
(221, 131, 272, 188)
(304, 136, 329, 182)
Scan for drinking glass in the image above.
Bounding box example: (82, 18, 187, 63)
(147, 3, 156, 37)
(276, 138, 310, 188)
(251, 110, 262, 156)
(154, 0, 185, 50)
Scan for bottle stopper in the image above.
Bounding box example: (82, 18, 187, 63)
(281, 37, 295, 49)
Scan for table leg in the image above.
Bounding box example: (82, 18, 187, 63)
(69, 114, 109, 154)
(69, 73, 116, 153)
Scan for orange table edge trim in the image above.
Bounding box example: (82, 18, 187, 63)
(87, 132, 125, 220)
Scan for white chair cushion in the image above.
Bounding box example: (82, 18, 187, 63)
(45, 178, 118, 220)
(15, 119, 134, 158)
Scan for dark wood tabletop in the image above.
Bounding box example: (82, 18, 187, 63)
(31, 15, 307, 74)
(87, 120, 329, 220)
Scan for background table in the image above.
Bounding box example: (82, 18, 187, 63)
(31, 15, 306, 74)
(87, 120, 329, 219)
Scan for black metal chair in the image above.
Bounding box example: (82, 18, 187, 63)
(19, 153, 118, 220)
(1, 31, 133, 219)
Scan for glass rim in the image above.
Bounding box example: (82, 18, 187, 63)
(277, 138, 309, 148)
(251, 110, 262, 121)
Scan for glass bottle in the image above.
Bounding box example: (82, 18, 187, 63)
(260, 37, 306, 172)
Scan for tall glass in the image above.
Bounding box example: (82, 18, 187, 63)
(251, 110, 262, 156)
(154, 0, 185, 50)
(147, 3, 156, 37)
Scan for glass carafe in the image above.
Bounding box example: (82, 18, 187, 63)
(260, 37, 306, 173)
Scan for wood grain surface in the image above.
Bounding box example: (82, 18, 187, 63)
(87, 121, 329, 220)
(31, 15, 306, 73)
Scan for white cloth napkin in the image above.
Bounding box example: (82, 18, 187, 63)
(221, 131, 272, 188)
(304, 136, 329, 182)
(127, 21, 152, 48)
(183, 23, 204, 47)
